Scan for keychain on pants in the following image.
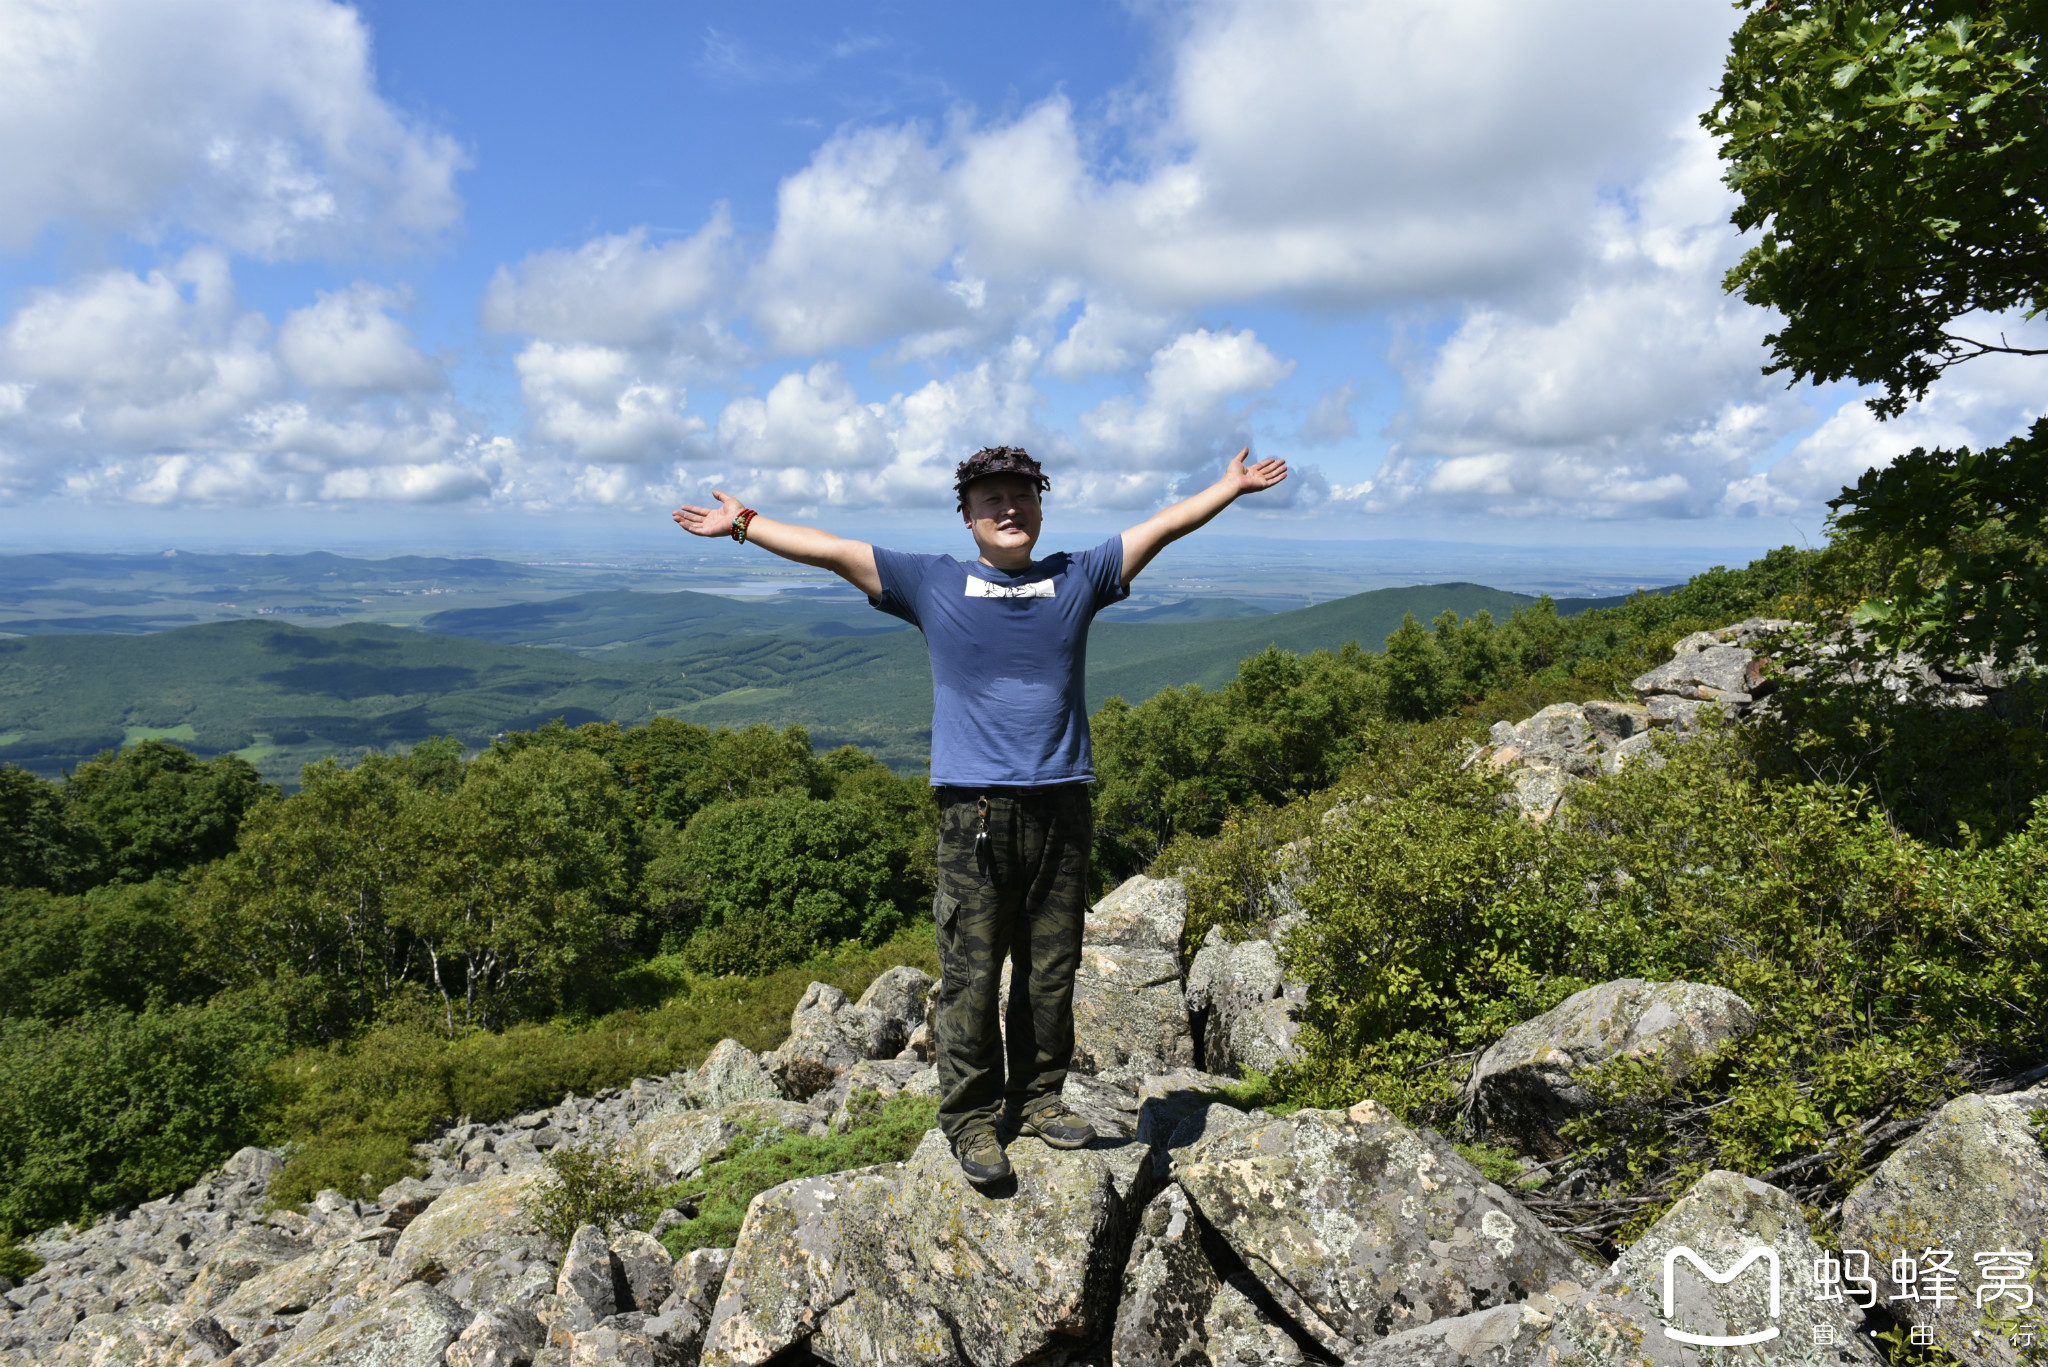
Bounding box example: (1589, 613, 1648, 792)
(974, 795, 993, 879)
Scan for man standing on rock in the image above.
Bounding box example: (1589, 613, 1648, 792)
(674, 445, 1288, 1184)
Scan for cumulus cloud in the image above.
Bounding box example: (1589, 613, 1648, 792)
(1759, 324, 2048, 510)
(718, 363, 891, 469)
(482, 216, 733, 347)
(513, 343, 705, 466)
(1297, 383, 1359, 445)
(1081, 328, 1293, 468)
(276, 284, 440, 393)
(0, 0, 463, 257)
(1341, 125, 1805, 520)
(0, 252, 503, 504)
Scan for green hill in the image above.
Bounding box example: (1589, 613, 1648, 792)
(0, 582, 1609, 783)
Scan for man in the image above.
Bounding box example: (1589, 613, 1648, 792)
(673, 444, 1288, 1184)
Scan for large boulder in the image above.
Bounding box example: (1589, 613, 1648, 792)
(765, 982, 899, 1100)
(1630, 619, 1793, 705)
(1183, 929, 1304, 1078)
(683, 1039, 780, 1110)
(1086, 875, 1188, 959)
(265, 1279, 472, 1367)
(209, 1238, 387, 1339)
(702, 1128, 1147, 1367)
(1543, 1169, 1881, 1366)
(630, 1098, 819, 1187)
(181, 1225, 317, 1312)
(1838, 1085, 2048, 1366)
(386, 1171, 550, 1292)
(854, 965, 936, 1054)
(1171, 1100, 1598, 1359)
(1070, 943, 1193, 1076)
(1347, 1300, 1558, 1366)
(1466, 979, 1757, 1158)
(1112, 1183, 1315, 1367)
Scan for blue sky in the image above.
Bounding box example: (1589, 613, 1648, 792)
(1, 0, 2042, 560)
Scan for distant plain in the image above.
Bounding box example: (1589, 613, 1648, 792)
(0, 546, 1683, 782)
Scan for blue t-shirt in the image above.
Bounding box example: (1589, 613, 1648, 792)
(870, 536, 1130, 787)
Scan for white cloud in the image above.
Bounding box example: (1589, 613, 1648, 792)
(1761, 322, 2048, 509)
(482, 216, 733, 347)
(718, 362, 890, 469)
(277, 284, 440, 393)
(0, 0, 463, 257)
(746, 125, 965, 353)
(1344, 125, 1807, 519)
(513, 343, 705, 466)
(1297, 383, 1359, 445)
(0, 252, 503, 505)
(1081, 328, 1293, 468)
(1046, 295, 1175, 379)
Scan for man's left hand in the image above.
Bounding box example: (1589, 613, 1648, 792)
(1224, 447, 1288, 494)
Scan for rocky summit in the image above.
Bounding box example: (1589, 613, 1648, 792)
(4, 624, 2044, 1367)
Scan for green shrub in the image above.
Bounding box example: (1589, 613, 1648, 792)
(0, 1234, 41, 1281)
(646, 797, 906, 977)
(64, 741, 272, 886)
(527, 1136, 663, 1247)
(0, 995, 285, 1235)
(0, 881, 209, 1022)
(656, 1091, 939, 1256)
(262, 929, 938, 1207)
(1247, 717, 2048, 1226)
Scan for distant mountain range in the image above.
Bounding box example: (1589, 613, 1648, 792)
(0, 569, 1667, 783)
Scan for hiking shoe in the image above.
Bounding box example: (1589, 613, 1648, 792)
(1015, 1103, 1096, 1150)
(953, 1130, 1012, 1185)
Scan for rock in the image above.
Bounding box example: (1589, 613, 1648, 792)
(683, 1040, 781, 1111)
(555, 1226, 619, 1332)
(853, 965, 935, 1056)
(671, 1247, 730, 1319)
(1184, 931, 1304, 1078)
(1133, 1069, 1264, 1179)
(703, 1127, 1143, 1367)
(1581, 700, 1650, 743)
(1465, 979, 1757, 1158)
(1838, 1085, 2048, 1365)
(565, 1318, 680, 1367)
(611, 1231, 674, 1314)
(209, 1239, 383, 1336)
(1630, 619, 1794, 704)
(643, 1248, 731, 1367)
(264, 1280, 471, 1367)
(386, 1171, 548, 1291)
(1086, 875, 1188, 959)
(220, 1147, 288, 1188)
(765, 983, 897, 1100)
(817, 1059, 935, 1133)
(44, 1306, 181, 1366)
(1347, 1301, 1559, 1366)
(632, 1111, 746, 1186)
(446, 1307, 549, 1367)
(1070, 944, 1193, 1076)
(1112, 1184, 1313, 1367)
(182, 1226, 317, 1311)
(1544, 1169, 1881, 1365)
(1172, 1100, 1598, 1358)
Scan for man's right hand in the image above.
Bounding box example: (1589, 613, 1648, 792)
(672, 490, 745, 539)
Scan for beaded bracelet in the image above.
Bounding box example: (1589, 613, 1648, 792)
(731, 508, 758, 544)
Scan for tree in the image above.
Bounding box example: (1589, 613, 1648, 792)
(1382, 615, 1457, 722)
(396, 745, 637, 1030)
(1828, 416, 2048, 667)
(0, 766, 99, 892)
(1705, 0, 2048, 417)
(65, 741, 272, 884)
(647, 796, 900, 976)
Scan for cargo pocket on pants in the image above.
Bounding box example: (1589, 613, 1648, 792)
(933, 886, 961, 963)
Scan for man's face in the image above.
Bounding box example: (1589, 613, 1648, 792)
(961, 474, 1042, 562)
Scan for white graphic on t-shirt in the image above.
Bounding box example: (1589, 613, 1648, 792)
(964, 577, 1055, 599)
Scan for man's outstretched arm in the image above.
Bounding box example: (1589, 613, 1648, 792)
(1118, 447, 1288, 588)
(673, 491, 882, 598)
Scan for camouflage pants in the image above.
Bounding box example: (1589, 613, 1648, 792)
(931, 783, 1092, 1143)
